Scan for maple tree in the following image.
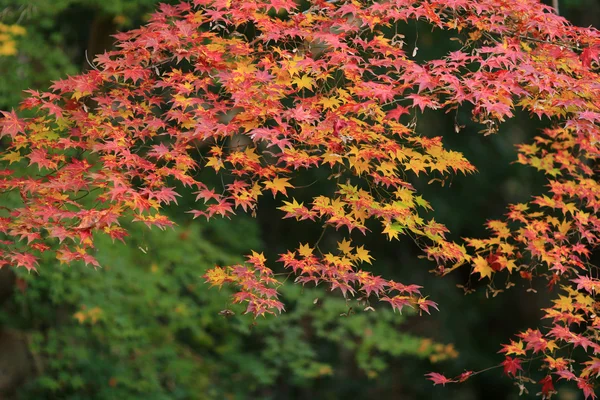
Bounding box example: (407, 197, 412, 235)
(0, 0, 599, 397)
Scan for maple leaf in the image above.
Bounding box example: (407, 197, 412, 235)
(582, 358, 600, 379)
(1, 151, 22, 164)
(555, 369, 577, 381)
(552, 295, 573, 312)
(292, 75, 314, 91)
(577, 379, 597, 400)
(9, 252, 38, 272)
(572, 276, 600, 294)
(0, 110, 25, 138)
(538, 376, 555, 398)
(28, 149, 57, 170)
(417, 297, 439, 314)
(278, 198, 315, 221)
(353, 245, 373, 264)
(472, 256, 493, 280)
(500, 340, 526, 356)
(206, 199, 235, 218)
(407, 94, 436, 113)
(580, 46, 600, 68)
(205, 156, 224, 171)
(319, 96, 342, 110)
(263, 177, 293, 197)
(204, 267, 231, 288)
(379, 295, 411, 313)
(386, 105, 410, 121)
(425, 372, 454, 386)
(404, 157, 427, 176)
(145, 187, 181, 205)
(501, 357, 523, 376)
(337, 238, 353, 254)
(382, 222, 401, 240)
(458, 371, 473, 383)
(297, 243, 314, 258)
(40, 101, 63, 119)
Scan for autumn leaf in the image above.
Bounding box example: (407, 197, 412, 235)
(417, 297, 439, 314)
(457, 371, 473, 383)
(501, 357, 523, 376)
(337, 238, 353, 254)
(319, 96, 341, 110)
(0, 110, 25, 138)
(297, 243, 313, 258)
(538, 376, 555, 398)
(204, 267, 231, 288)
(500, 340, 526, 356)
(292, 74, 314, 91)
(425, 372, 454, 386)
(1, 151, 21, 164)
(353, 245, 373, 264)
(472, 256, 493, 280)
(263, 177, 293, 197)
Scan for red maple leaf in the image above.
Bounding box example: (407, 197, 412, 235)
(577, 379, 597, 400)
(539, 376, 555, 397)
(0, 110, 25, 138)
(580, 46, 600, 68)
(501, 357, 523, 376)
(425, 372, 454, 386)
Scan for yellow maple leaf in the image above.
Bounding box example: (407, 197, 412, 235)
(298, 243, 313, 257)
(552, 295, 573, 312)
(499, 242, 515, 255)
(263, 177, 293, 196)
(321, 152, 344, 166)
(205, 156, 224, 171)
(319, 96, 341, 110)
(557, 220, 571, 236)
(204, 266, 230, 288)
(1, 151, 22, 164)
(234, 62, 257, 75)
(278, 198, 303, 213)
(473, 256, 493, 280)
(284, 54, 304, 76)
(173, 94, 192, 107)
(354, 245, 373, 264)
(520, 41, 532, 52)
(244, 146, 261, 164)
(292, 74, 314, 90)
(545, 340, 559, 352)
(504, 258, 517, 273)
(404, 157, 427, 176)
(349, 157, 371, 175)
(382, 223, 400, 240)
(488, 220, 511, 239)
(502, 340, 526, 356)
(337, 238, 353, 254)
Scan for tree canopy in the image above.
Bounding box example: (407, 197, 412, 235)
(1, 0, 600, 398)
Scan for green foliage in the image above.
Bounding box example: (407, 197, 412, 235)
(0, 28, 76, 108)
(1, 216, 445, 399)
(0, 0, 166, 108)
(2, 0, 164, 16)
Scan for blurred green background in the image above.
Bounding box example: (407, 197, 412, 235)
(0, 0, 598, 399)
